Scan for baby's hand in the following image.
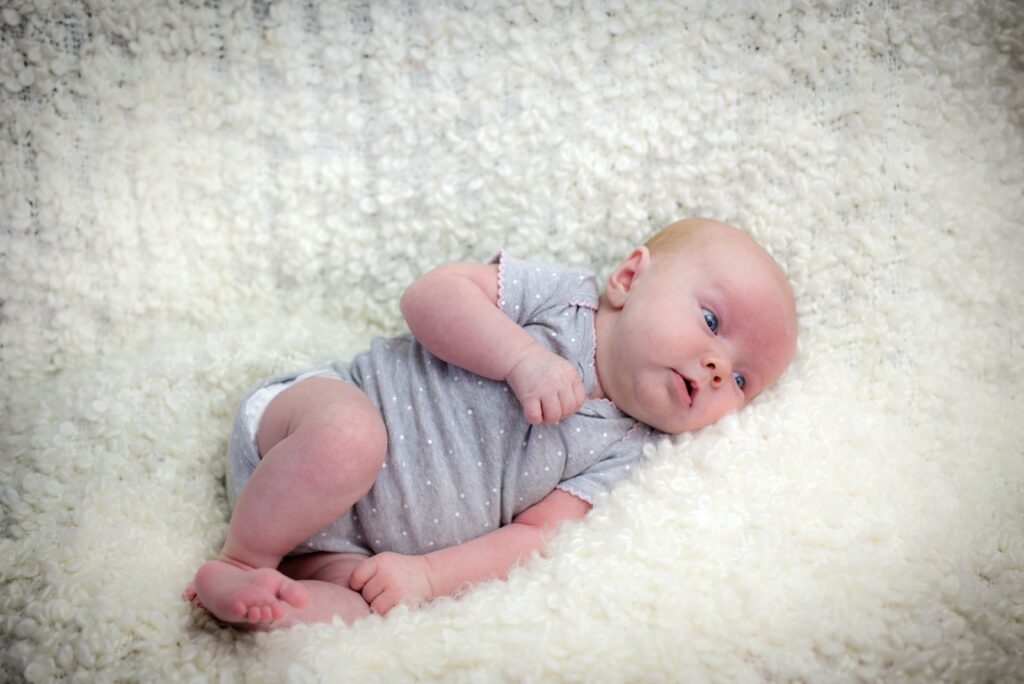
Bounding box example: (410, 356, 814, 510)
(349, 552, 434, 616)
(505, 345, 586, 425)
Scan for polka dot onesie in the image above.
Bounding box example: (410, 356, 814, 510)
(226, 252, 659, 557)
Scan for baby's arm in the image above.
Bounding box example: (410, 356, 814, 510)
(348, 489, 591, 614)
(401, 262, 585, 425)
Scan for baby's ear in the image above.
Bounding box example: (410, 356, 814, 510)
(604, 246, 650, 308)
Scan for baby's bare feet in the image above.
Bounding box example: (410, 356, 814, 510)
(190, 559, 308, 625)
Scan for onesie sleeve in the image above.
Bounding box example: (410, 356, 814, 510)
(556, 424, 657, 505)
(489, 250, 599, 326)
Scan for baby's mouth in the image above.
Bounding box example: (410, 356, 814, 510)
(672, 370, 694, 406)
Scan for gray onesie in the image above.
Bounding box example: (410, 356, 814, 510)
(227, 251, 660, 557)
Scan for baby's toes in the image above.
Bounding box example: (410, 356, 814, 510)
(228, 600, 249, 620)
(182, 584, 209, 611)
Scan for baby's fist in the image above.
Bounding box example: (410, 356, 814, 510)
(505, 345, 586, 425)
(349, 552, 434, 616)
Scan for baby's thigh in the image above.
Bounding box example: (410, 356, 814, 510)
(256, 376, 386, 461)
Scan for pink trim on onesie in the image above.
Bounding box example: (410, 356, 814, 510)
(556, 483, 594, 505)
(490, 248, 508, 309)
(585, 299, 599, 396)
(621, 421, 643, 441)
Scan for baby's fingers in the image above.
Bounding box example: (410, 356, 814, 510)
(371, 592, 400, 616)
(559, 386, 583, 421)
(348, 558, 376, 591)
(548, 385, 581, 421)
(360, 576, 387, 607)
(521, 397, 543, 425)
(540, 394, 565, 425)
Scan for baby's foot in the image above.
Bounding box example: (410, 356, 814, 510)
(191, 559, 308, 625)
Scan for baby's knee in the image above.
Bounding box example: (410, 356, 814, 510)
(318, 402, 387, 461)
(299, 401, 387, 484)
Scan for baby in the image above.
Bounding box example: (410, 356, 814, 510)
(184, 218, 797, 628)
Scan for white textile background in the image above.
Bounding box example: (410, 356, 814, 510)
(1, 1, 1022, 681)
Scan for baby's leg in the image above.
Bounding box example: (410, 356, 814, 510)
(190, 377, 386, 626)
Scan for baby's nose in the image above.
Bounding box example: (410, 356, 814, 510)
(703, 355, 731, 387)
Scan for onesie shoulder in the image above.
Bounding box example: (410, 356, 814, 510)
(489, 250, 599, 325)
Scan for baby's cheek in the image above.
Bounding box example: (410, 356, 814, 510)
(702, 397, 741, 429)
(632, 375, 660, 406)
(633, 378, 674, 421)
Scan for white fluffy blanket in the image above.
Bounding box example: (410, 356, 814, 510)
(2, 1, 1022, 681)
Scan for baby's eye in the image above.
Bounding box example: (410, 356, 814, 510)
(702, 307, 719, 334)
(733, 372, 746, 391)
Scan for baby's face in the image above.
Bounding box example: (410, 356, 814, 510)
(597, 226, 797, 434)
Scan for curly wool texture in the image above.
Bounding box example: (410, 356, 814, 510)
(1, 0, 1022, 681)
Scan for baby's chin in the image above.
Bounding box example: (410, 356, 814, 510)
(634, 412, 699, 435)
(646, 409, 737, 435)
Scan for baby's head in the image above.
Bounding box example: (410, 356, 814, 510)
(595, 218, 797, 434)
